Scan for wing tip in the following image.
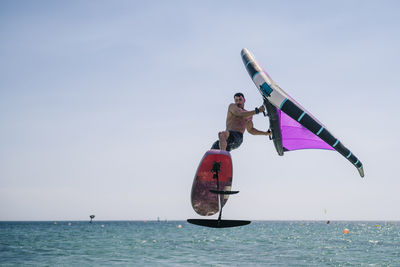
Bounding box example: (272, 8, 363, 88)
(358, 166, 365, 178)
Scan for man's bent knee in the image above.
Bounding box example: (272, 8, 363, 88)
(218, 131, 229, 140)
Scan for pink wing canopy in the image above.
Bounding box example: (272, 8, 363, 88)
(279, 108, 334, 151)
(262, 67, 334, 152)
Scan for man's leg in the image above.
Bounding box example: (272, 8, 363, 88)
(218, 131, 230, 151)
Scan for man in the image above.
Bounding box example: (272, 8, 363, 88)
(211, 92, 272, 151)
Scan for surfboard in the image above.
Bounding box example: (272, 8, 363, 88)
(190, 149, 233, 216)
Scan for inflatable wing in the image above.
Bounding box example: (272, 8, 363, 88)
(241, 48, 364, 177)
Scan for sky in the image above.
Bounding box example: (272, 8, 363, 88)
(1, 0, 399, 221)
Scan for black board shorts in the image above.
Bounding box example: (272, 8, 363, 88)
(211, 131, 243, 152)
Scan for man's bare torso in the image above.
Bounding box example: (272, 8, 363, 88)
(226, 104, 251, 133)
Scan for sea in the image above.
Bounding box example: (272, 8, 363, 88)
(1, 221, 399, 266)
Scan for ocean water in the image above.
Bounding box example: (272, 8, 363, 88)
(1, 221, 399, 266)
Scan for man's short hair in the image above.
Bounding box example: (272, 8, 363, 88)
(234, 92, 245, 99)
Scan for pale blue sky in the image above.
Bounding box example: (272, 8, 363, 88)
(1, 0, 399, 221)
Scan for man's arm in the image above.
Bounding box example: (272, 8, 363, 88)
(246, 120, 272, 136)
(229, 104, 265, 118)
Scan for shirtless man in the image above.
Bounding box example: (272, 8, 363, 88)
(211, 92, 272, 151)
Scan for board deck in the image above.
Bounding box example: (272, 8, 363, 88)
(190, 149, 233, 216)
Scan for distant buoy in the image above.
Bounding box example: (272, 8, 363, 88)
(101, 224, 104, 228)
(178, 224, 182, 229)
(53, 222, 57, 225)
(326, 220, 330, 224)
(68, 223, 72, 226)
(344, 228, 350, 234)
